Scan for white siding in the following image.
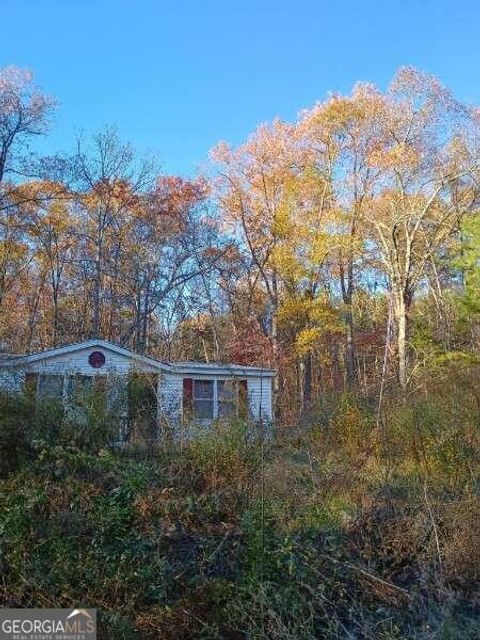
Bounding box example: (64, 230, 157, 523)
(0, 339, 275, 430)
(22, 346, 159, 376)
(248, 376, 273, 421)
(158, 372, 273, 425)
(0, 369, 24, 393)
(159, 373, 183, 423)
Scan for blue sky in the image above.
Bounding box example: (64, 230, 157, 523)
(1, 1, 479, 175)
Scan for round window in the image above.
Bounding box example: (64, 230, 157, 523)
(88, 351, 106, 368)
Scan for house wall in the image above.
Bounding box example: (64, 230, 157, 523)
(247, 376, 273, 421)
(21, 346, 159, 375)
(158, 373, 183, 424)
(158, 372, 273, 425)
(0, 346, 163, 426)
(0, 369, 24, 393)
(0, 345, 274, 428)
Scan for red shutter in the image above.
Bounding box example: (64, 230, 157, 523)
(238, 379, 248, 420)
(183, 378, 193, 422)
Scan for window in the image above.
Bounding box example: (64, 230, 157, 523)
(38, 374, 64, 400)
(183, 378, 249, 423)
(89, 351, 106, 369)
(193, 379, 214, 420)
(66, 375, 94, 407)
(218, 380, 237, 418)
(68, 375, 111, 401)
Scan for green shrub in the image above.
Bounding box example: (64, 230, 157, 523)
(182, 418, 264, 491)
(62, 386, 120, 450)
(0, 382, 125, 478)
(384, 395, 480, 486)
(0, 393, 64, 477)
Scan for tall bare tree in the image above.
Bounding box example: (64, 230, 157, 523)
(74, 128, 156, 338)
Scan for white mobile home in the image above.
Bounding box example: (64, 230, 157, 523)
(0, 339, 274, 439)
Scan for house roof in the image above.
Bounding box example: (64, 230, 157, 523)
(170, 362, 276, 377)
(2, 339, 275, 378)
(0, 352, 22, 365)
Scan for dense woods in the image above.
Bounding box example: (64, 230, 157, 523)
(2, 64, 480, 638)
(2, 66, 480, 422)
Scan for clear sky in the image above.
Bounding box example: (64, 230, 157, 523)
(1, 1, 479, 175)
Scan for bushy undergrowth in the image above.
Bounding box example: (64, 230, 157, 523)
(1, 379, 480, 639)
(0, 390, 120, 477)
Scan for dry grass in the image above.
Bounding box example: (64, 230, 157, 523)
(1, 382, 480, 638)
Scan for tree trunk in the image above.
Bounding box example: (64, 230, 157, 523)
(138, 279, 151, 354)
(394, 293, 408, 391)
(302, 351, 312, 411)
(340, 259, 357, 389)
(92, 215, 104, 339)
(26, 271, 47, 351)
(271, 307, 280, 420)
(331, 339, 341, 392)
(92, 259, 101, 339)
(344, 304, 356, 388)
(134, 287, 142, 350)
(52, 286, 59, 347)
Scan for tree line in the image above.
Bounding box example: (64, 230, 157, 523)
(1, 65, 480, 421)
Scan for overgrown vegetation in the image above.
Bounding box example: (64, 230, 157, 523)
(1, 398, 109, 478)
(1, 367, 480, 638)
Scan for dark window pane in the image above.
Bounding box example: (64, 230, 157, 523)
(218, 380, 238, 418)
(38, 375, 63, 399)
(218, 401, 236, 418)
(194, 380, 214, 399)
(218, 380, 236, 401)
(194, 399, 214, 419)
(66, 375, 93, 407)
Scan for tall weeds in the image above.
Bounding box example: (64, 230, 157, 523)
(0, 381, 479, 638)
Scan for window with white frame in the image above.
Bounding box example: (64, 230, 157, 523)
(185, 378, 248, 422)
(193, 379, 214, 420)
